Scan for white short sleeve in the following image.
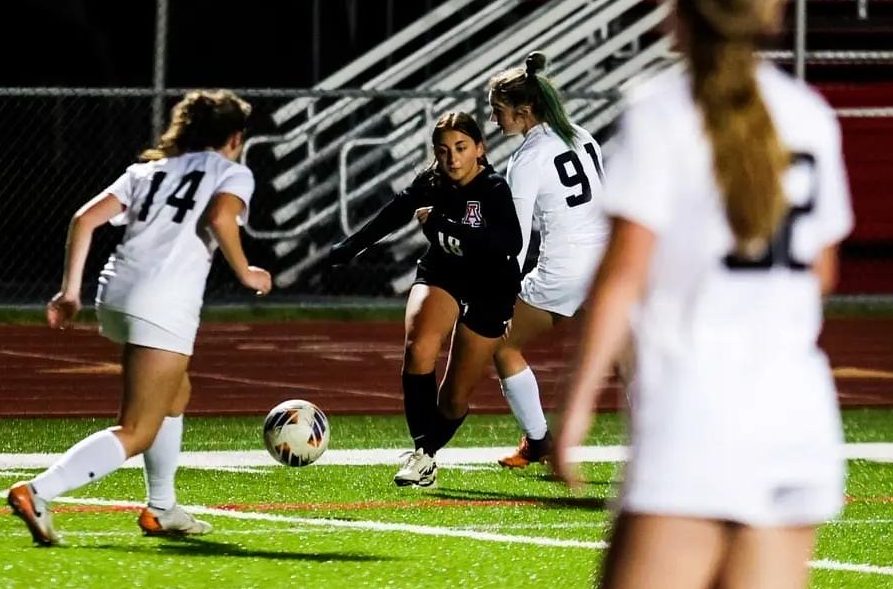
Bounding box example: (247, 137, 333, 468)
(603, 103, 677, 234)
(216, 164, 256, 224)
(506, 149, 540, 265)
(100, 166, 136, 226)
(814, 115, 854, 246)
(102, 167, 135, 207)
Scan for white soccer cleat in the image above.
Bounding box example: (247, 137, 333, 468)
(7, 481, 61, 546)
(393, 449, 437, 487)
(138, 504, 213, 536)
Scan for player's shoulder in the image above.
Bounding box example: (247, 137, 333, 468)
(570, 123, 596, 145)
(758, 62, 838, 134)
(622, 64, 691, 117)
(479, 164, 510, 193)
(199, 152, 253, 178)
(511, 124, 564, 167)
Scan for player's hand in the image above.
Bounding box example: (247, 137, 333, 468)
(46, 291, 81, 330)
(415, 207, 433, 224)
(551, 407, 593, 492)
(239, 266, 272, 296)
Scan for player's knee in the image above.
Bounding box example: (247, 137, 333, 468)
(114, 424, 158, 456)
(404, 338, 439, 373)
(438, 394, 468, 420)
(493, 344, 520, 372)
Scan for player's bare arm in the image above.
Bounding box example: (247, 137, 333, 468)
(47, 193, 125, 329)
(205, 192, 271, 296)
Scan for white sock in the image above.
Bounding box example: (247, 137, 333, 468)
(30, 429, 127, 502)
(500, 367, 548, 440)
(144, 415, 183, 510)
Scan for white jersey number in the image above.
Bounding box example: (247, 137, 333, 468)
(137, 170, 205, 224)
(553, 142, 604, 208)
(724, 152, 817, 271)
(437, 232, 464, 256)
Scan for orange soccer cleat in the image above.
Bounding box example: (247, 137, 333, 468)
(498, 433, 553, 469)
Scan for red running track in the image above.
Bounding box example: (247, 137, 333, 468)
(0, 318, 891, 416)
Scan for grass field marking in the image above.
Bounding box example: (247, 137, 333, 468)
(6, 527, 337, 539)
(3, 443, 892, 470)
(809, 559, 893, 576)
(0, 444, 886, 469)
(9, 495, 892, 577)
(50, 496, 611, 550)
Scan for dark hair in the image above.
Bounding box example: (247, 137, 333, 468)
(416, 112, 488, 187)
(431, 111, 486, 151)
(140, 89, 252, 161)
(679, 0, 788, 258)
(489, 51, 577, 147)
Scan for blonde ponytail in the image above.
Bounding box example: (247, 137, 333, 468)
(681, 0, 788, 257)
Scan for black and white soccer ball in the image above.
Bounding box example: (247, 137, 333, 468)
(263, 399, 330, 467)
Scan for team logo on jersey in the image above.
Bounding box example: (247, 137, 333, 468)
(462, 201, 483, 227)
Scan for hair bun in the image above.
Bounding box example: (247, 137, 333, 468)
(525, 52, 547, 76)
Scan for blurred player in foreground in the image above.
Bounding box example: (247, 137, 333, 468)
(553, 0, 852, 586)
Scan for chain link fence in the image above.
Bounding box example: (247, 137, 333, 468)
(0, 87, 623, 306)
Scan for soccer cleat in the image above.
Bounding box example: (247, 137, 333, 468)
(498, 432, 553, 469)
(393, 449, 437, 487)
(138, 504, 213, 536)
(6, 482, 61, 546)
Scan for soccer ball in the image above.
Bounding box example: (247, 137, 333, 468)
(263, 399, 330, 467)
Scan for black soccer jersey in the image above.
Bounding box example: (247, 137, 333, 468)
(336, 164, 522, 289)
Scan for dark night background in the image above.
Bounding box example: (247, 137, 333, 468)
(1, 0, 891, 300)
(0, 0, 472, 303)
(2, 0, 454, 88)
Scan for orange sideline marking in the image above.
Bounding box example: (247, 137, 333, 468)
(0, 498, 544, 516)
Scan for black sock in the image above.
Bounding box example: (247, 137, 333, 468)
(423, 409, 467, 456)
(402, 371, 438, 451)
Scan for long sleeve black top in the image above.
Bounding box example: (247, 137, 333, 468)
(336, 165, 522, 286)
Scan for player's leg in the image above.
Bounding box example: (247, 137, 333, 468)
(394, 284, 459, 487)
(427, 323, 504, 454)
(143, 373, 189, 510)
(137, 372, 211, 536)
(8, 344, 187, 545)
(598, 513, 726, 589)
(493, 298, 559, 467)
(714, 525, 816, 589)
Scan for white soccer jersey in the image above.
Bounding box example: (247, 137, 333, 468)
(605, 63, 853, 524)
(95, 151, 255, 337)
(507, 123, 611, 315)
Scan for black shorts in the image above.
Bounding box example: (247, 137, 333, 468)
(414, 262, 520, 339)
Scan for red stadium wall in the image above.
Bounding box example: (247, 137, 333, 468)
(817, 83, 893, 293)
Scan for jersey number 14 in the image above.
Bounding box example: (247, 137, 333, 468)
(137, 170, 206, 223)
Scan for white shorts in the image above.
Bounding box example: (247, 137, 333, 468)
(619, 346, 846, 526)
(619, 463, 844, 527)
(519, 259, 600, 317)
(97, 306, 195, 356)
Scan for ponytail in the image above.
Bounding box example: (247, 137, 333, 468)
(680, 0, 788, 257)
(490, 52, 578, 147)
(140, 89, 252, 162)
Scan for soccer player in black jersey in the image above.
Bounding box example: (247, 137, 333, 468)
(329, 112, 522, 486)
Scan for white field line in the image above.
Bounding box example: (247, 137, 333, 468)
(3, 495, 887, 576)
(810, 559, 893, 576)
(50, 496, 610, 550)
(2, 442, 892, 470)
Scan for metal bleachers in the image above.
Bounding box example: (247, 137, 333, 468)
(242, 0, 675, 293)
